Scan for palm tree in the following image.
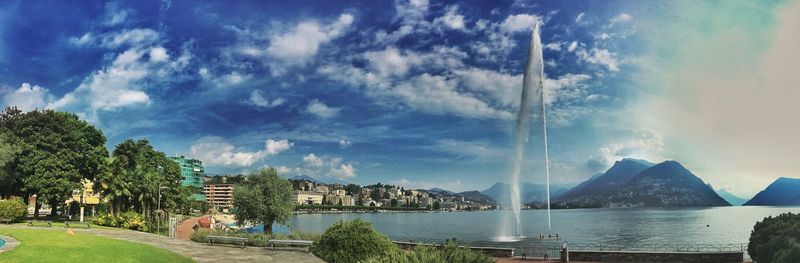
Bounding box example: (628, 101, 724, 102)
(96, 157, 131, 216)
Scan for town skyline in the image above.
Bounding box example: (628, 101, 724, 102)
(1, 0, 798, 197)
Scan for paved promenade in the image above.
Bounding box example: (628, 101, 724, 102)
(0, 225, 324, 263)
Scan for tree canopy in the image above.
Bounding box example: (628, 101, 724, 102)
(749, 212, 800, 263)
(232, 168, 294, 234)
(0, 107, 108, 217)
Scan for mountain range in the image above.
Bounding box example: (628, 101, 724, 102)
(481, 182, 572, 207)
(715, 188, 748, 206)
(553, 159, 729, 208)
(744, 177, 800, 206)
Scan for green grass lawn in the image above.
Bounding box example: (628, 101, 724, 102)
(0, 228, 193, 263)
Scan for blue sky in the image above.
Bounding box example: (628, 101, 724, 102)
(1, 0, 798, 196)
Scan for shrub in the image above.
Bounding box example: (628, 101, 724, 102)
(0, 197, 27, 222)
(93, 212, 148, 231)
(749, 212, 800, 263)
(361, 240, 494, 263)
(119, 211, 148, 231)
(93, 213, 120, 227)
(311, 219, 397, 263)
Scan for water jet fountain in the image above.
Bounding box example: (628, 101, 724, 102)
(496, 21, 555, 242)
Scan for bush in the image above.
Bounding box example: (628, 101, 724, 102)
(311, 219, 397, 263)
(749, 212, 800, 263)
(92, 212, 148, 231)
(119, 211, 148, 231)
(361, 240, 494, 263)
(0, 197, 27, 222)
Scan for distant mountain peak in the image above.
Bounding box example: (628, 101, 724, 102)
(745, 177, 800, 206)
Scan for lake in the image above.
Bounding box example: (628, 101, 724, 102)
(284, 206, 800, 249)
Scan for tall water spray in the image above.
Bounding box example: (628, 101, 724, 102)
(500, 22, 550, 239)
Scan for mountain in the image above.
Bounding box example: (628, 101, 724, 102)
(716, 188, 748, 206)
(555, 160, 729, 208)
(289, 175, 324, 184)
(428, 188, 454, 194)
(456, 190, 496, 205)
(481, 182, 572, 206)
(556, 158, 654, 204)
(604, 161, 730, 207)
(744, 177, 800, 206)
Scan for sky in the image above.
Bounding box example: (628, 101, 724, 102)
(0, 0, 797, 197)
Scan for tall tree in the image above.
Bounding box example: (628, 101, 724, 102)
(0, 108, 108, 218)
(232, 168, 295, 234)
(100, 139, 181, 220)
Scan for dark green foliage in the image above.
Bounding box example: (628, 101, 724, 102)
(311, 219, 397, 263)
(361, 240, 494, 263)
(749, 212, 800, 263)
(232, 168, 294, 234)
(0, 107, 108, 217)
(0, 197, 27, 221)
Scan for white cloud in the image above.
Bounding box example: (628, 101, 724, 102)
(148, 47, 169, 62)
(303, 153, 323, 167)
(190, 137, 293, 167)
(248, 90, 285, 108)
(394, 0, 430, 23)
(265, 139, 293, 155)
(576, 47, 620, 72)
(1, 83, 53, 111)
(101, 28, 161, 48)
(500, 14, 541, 33)
(69, 33, 94, 46)
(454, 67, 521, 107)
(329, 163, 356, 179)
(339, 139, 352, 148)
(427, 139, 505, 160)
(285, 153, 357, 179)
(306, 99, 341, 118)
(609, 13, 633, 25)
(433, 5, 466, 31)
(587, 129, 665, 172)
(265, 13, 353, 66)
(567, 41, 578, 52)
(103, 2, 133, 27)
(575, 12, 585, 23)
(392, 73, 513, 119)
(544, 42, 562, 51)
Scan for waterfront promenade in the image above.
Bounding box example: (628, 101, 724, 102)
(0, 225, 323, 263)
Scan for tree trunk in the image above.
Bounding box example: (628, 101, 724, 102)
(264, 222, 273, 234)
(34, 201, 41, 219)
(50, 199, 58, 218)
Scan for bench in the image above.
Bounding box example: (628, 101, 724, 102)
(207, 236, 248, 248)
(64, 222, 91, 229)
(0, 218, 11, 224)
(268, 239, 314, 252)
(27, 221, 52, 227)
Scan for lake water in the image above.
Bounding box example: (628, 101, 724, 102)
(285, 206, 800, 249)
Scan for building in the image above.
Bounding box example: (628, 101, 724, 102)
(293, 191, 324, 205)
(204, 184, 235, 212)
(169, 156, 206, 201)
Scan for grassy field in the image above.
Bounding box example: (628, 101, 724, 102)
(0, 228, 193, 263)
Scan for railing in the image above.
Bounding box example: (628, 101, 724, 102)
(566, 242, 748, 253)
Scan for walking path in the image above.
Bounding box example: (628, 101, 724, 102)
(0, 225, 324, 263)
(176, 216, 201, 240)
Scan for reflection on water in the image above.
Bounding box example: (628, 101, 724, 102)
(285, 206, 800, 248)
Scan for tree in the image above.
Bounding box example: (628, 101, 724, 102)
(311, 219, 396, 263)
(0, 132, 21, 198)
(749, 212, 800, 263)
(0, 108, 108, 218)
(96, 139, 181, 224)
(232, 168, 294, 234)
(344, 183, 360, 195)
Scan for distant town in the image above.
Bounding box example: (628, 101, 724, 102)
(202, 170, 497, 213)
